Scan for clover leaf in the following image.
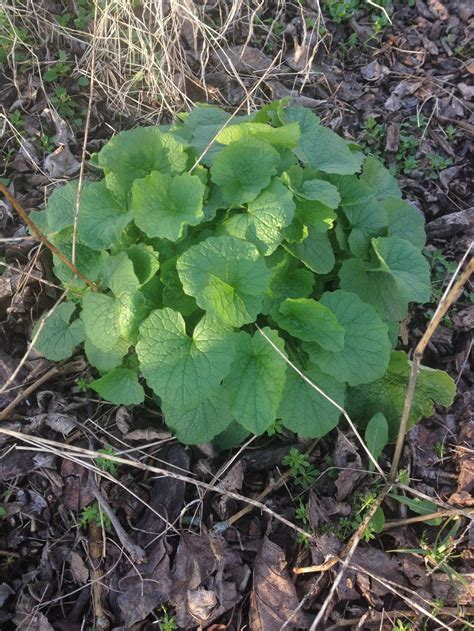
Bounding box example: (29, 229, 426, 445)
(177, 235, 271, 326)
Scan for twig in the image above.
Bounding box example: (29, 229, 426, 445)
(382, 508, 474, 530)
(0, 183, 98, 290)
(390, 248, 473, 479)
(0, 428, 313, 541)
(0, 363, 63, 421)
(293, 482, 392, 576)
(88, 520, 110, 631)
(326, 607, 474, 629)
(71, 0, 98, 266)
(0, 290, 68, 396)
(225, 440, 320, 527)
(89, 473, 146, 564)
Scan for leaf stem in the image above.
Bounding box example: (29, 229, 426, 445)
(0, 183, 99, 290)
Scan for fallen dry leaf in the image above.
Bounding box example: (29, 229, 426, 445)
(117, 539, 171, 627)
(250, 537, 310, 630)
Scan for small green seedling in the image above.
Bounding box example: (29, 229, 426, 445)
(96, 447, 119, 476)
(79, 502, 112, 530)
(31, 100, 455, 446)
(158, 605, 178, 631)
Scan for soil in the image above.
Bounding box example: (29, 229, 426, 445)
(0, 1, 473, 629)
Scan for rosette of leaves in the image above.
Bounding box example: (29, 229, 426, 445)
(32, 101, 455, 445)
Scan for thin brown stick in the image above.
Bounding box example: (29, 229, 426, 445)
(88, 520, 110, 631)
(0, 182, 98, 290)
(294, 482, 392, 576)
(383, 508, 473, 530)
(225, 440, 319, 527)
(72, 0, 99, 265)
(390, 251, 474, 479)
(0, 364, 62, 421)
(0, 428, 313, 541)
(89, 473, 146, 564)
(326, 607, 474, 629)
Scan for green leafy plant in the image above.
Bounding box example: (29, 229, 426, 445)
(157, 606, 178, 631)
(31, 100, 456, 446)
(96, 447, 119, 476)
(391, 517, 467, 587)
(79, 502, 112, 530)
(283, 447, 318, 489)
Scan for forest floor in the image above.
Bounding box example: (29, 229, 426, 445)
(0, 1, 473, 629)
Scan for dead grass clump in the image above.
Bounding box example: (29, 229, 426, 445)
(1, 0, 326, 121)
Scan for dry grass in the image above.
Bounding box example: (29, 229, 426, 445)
(1, 0, 326, 121)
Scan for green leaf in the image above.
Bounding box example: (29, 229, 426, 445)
(222, 328, 287, 435)
(161, 389, 234, 444)
(136, 309, 236, 408)
(161, 259, 197, 316)
(81, 293, 120, 351)
(127, 244, 160, 286)
(97, 128, 188, 200)
(389, 493, 440, 523)
(213, 421, 251, 450)
(347, 350, 456, 439)
(278, 364, 346, 437)
(369, 507, 385, 533)
(285, 227, 335, 274)
(324, 174, 374, 206)
(284, 105, 363, 175)
(221, 179, 295, 255)
(339, 236, 431, 321)
(210, 137, 280, 205)
(275, 298, 345, 350)
(33, 302, 84, 361)
(132, 171, 205, 241)
(385, 198, 426, 249)
(84, 337, 129, 373)
(177, 236, 271, 327)
(115, 290, 148, 342)
(101, 252, 140, 296)
(297, 179, 341, 208)
(364, 412, 388, 471)
(360, 156, 401, 199)
(77, 181, 132, 250)
(342, 199, 388, 259)
(32, 181, 78, 235)
(262, 251, 315, 316)
(305, 290, 390, 386)
(216, 122, 300, 148)
(245, 179, 295, 255)
(90, 368, 144, 405)
(51, 228, 107, 289)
